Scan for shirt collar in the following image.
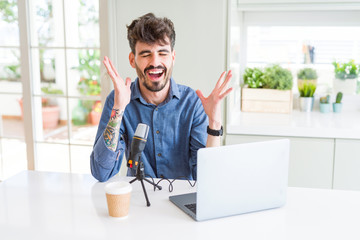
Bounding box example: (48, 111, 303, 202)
(131, 77, 181, 104)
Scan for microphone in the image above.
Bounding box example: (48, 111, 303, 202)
(127, 123, 149, 169)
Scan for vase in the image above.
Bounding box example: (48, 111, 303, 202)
(319, 103, 331, 113)
(333, 103, 343, 113)
(333, 78, 357, 95)
(18, 98, 60, 129)
(89, 110, 101, 125)
(299, 97, 314, 112)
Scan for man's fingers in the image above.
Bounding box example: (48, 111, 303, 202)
(196, 90, 206, 102)
(125, 77, 131, 87)
(219, 87, 233, 100)
(215, 71, 226, 89)
(103, 57, 116, 80)
(108, 57, 120, 78)
(219, 70, 232, 92)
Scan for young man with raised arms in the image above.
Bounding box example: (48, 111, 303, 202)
(90, 13, 232, 182)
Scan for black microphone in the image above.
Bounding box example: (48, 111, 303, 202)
(127, 123, 149, 169)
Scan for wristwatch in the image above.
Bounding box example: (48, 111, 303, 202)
(207, 125, 223, 136)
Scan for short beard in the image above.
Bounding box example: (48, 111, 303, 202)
(135, 63, 173, 92)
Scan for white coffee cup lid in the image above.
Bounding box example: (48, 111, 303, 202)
(105, 181, 132, 195)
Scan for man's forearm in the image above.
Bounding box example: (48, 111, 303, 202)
(103, 108, 124, 151)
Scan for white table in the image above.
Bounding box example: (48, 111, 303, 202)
(1, 171, 360, 240)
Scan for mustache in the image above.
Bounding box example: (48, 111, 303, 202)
(144, 65, 166, 75)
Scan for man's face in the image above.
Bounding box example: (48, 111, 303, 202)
(129, 38, 175, 92)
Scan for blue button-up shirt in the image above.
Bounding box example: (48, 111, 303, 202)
(90, 77, 208, 182)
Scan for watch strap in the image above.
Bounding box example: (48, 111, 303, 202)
(207, 125, 223, 136)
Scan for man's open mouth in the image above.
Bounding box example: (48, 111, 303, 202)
(146, 68, 165, 80)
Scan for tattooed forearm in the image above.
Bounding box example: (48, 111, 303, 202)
(110, 108, 120, 121)
(104, 108, 123, 151)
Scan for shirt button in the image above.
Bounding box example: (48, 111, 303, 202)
(158, 153, 162, 157)
(160, 174, 164, 178)
(156, 130, 160, 134)
(155, 108, 158, 111)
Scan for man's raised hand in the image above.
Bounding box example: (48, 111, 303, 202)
(103, 56, 131, 111)
(196, 70, 233, 130)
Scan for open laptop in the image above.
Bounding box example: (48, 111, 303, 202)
(169, 139, 290, 221)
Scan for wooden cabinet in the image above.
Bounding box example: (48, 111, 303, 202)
(333, 139, 360, 191)
(225, 135, 334, 189)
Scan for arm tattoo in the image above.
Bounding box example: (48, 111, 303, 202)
(104, 108, 124, 151)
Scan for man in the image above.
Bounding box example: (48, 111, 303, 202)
(90, 13, 232, 182)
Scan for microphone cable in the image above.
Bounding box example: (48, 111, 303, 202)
(145, 175, 196, 192)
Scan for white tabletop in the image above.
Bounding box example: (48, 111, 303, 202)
(1, 171, 360, 240)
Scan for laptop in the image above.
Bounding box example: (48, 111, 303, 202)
(169, 139, 290, 221)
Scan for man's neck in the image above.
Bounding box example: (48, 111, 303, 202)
(139, 81, 171, 106)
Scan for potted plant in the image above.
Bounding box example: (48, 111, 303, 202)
(333, 92, 343, 113)
(297, 68, 318, 90)
(72, 49, 101, 125)
(262, 64, 293, 90)
(18, 84, 63, 129)
(298, 81, 316, 112)
(243, 67, 264, 88)
(332, 60, 359, 95)
(319, 95, 331, 113)
(241, 64, 293, 113)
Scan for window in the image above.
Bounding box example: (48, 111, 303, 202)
(0, 0, 26, 180)
(0, 0, 103, 180)
(30, 0, 101, 173)
(230, 3, 360, 96)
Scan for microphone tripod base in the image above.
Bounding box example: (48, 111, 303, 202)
(129, 162, 162, 207)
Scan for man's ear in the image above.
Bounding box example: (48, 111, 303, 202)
(172, 50, 176, 65)
(129, 52, 135, 68)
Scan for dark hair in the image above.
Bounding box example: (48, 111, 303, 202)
(127, 13, 176, 54)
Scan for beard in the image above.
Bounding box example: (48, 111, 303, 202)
(135, 62, 173, 92)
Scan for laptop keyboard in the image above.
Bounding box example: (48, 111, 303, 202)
(185, 203, 197, 214)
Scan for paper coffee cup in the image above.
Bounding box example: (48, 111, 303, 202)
(105, 181, 132, 219)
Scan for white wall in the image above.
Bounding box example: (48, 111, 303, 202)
(108, 0, 228, 96)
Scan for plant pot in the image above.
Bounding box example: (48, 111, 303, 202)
(319, 103, 331, 113)
(333, 103, 343, 113)
(241, 87, 293, 113)
(18, 98, 60, 129)
(299, 97, 314, 112)
(333, 78, 357, 95)
(89, 110, 101, 125)
(42, 106, 60, 129)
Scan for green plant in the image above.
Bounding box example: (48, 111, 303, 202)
(41, 84, 63, 106)
(320, 95, 330, 104)
(297, 68, 318, 80)
(73, 49, 101, 96)
(41, 84, 63, 95)
(262, 64, 293, 90)
(0, 0, 18, 23)
(4, 64, 20, 80)
(243, 67, 264, 88)
(335, 92, 343, 103)
(332, 60, 360, 80)
(299, 82, 316, 97)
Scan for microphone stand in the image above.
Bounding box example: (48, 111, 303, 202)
(129, 159, 162, 207)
